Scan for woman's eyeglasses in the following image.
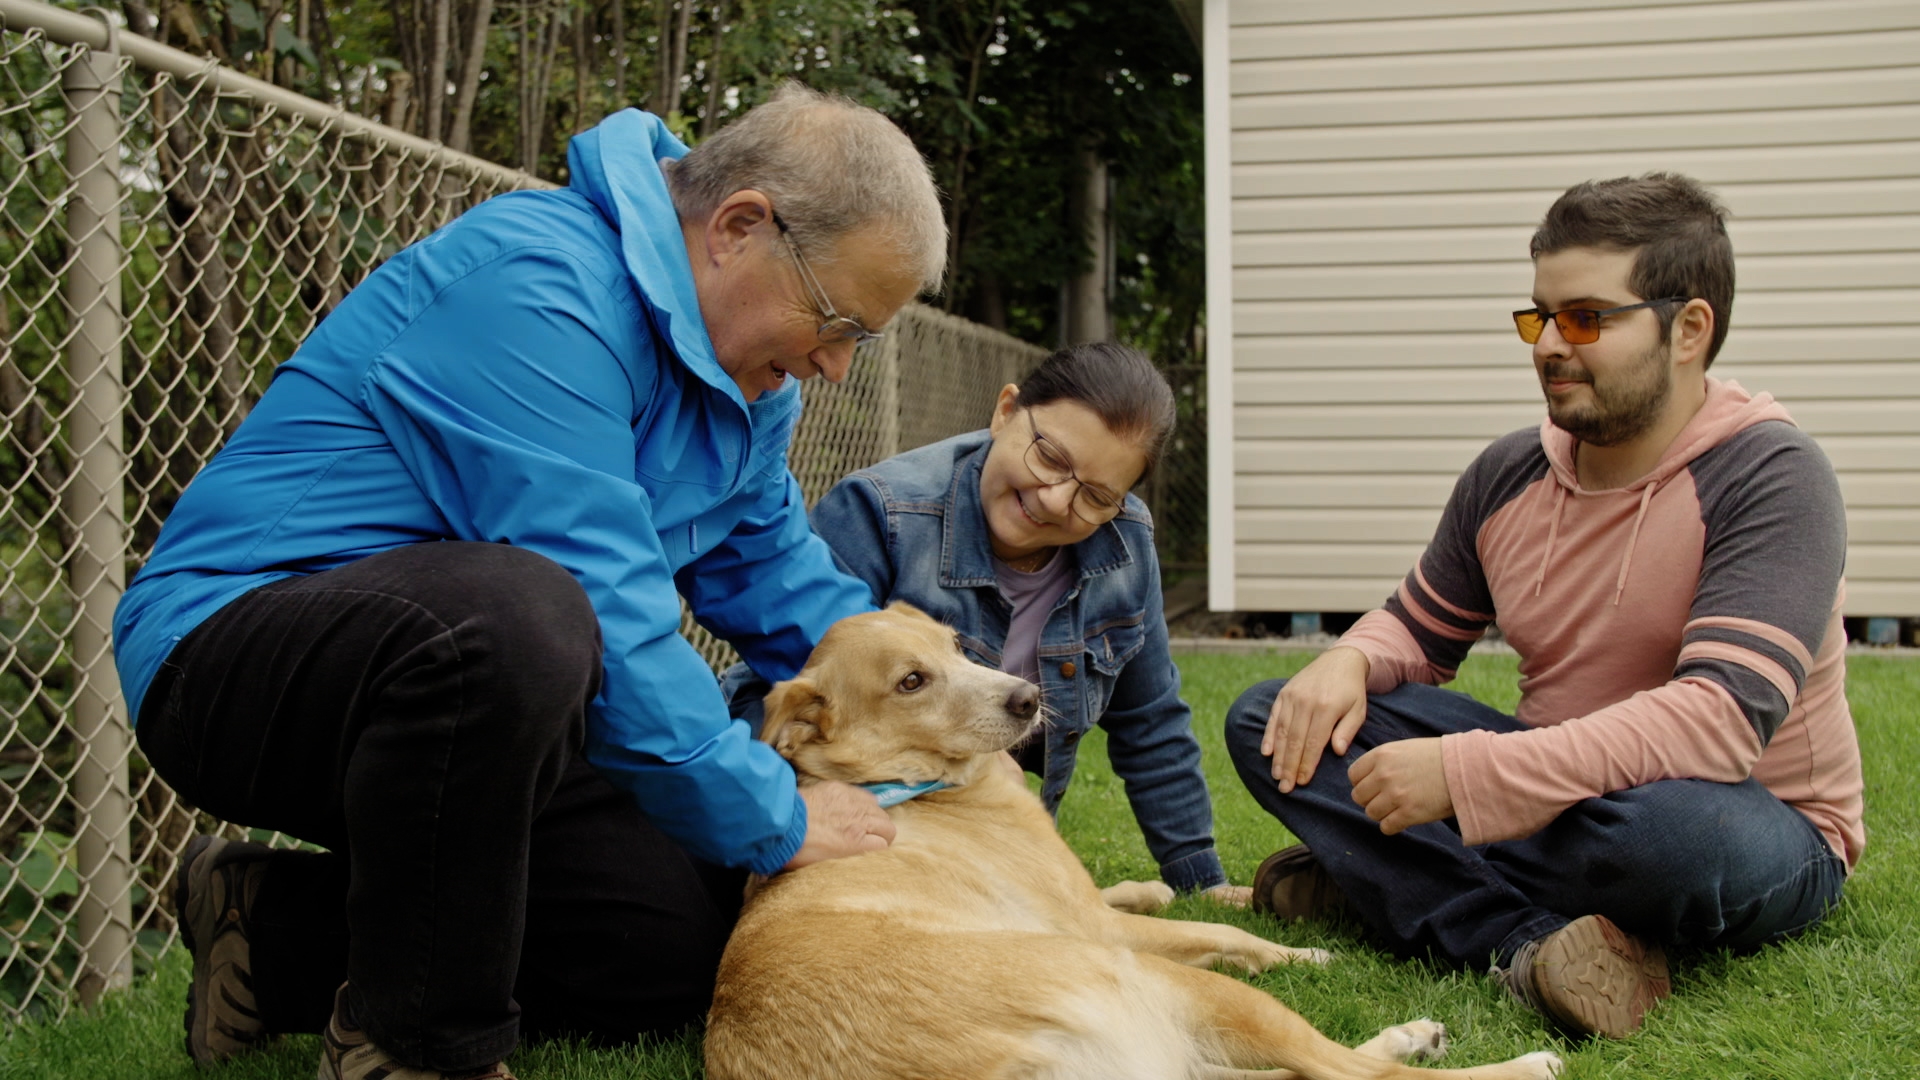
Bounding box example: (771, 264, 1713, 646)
(1512, 297, 1687, 345)
(1022, 411, 1124, 524)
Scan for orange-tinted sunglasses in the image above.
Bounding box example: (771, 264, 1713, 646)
(1512, 297, 1688, 345)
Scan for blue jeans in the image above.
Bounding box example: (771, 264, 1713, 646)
(1224, 679, 1847, 969)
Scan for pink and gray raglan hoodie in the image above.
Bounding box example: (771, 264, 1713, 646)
(1339, 378, 1866, 870)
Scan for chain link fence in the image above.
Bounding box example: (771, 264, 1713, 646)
(0, 0, 1043, 1024)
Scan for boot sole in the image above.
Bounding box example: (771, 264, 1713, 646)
(1534, 914, 1671, 1038)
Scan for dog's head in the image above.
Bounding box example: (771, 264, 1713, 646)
(762, 603, 1042, 787)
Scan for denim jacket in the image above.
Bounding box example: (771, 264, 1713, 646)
(780, 431, 1225, 891)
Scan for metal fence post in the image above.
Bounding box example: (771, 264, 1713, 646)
(61, 35, 133, 1007)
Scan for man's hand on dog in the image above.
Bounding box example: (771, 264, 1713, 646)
(1348, 737, 1453, 835)
(1263, 646, 1370, 793)
(786, 781, 897, 870)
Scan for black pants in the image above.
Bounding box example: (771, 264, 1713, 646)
(137, 542, 746, 1071)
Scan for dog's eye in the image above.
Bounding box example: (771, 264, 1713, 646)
(898, 671, 927, 693)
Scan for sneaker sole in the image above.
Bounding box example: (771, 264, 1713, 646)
(1534, 914, 1671, 1038)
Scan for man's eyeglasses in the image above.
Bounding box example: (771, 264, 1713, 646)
(1512, 297, 1687, 345)
(771, 213, 882, 346)
(1022, 411, 1124, 524)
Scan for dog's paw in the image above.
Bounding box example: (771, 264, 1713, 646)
(1376, 1019, 1447, 1063)
(1234, 941, 1331, 971)
(1514, 1051, 1564, 1078)
(1101, 880, 1175, 915)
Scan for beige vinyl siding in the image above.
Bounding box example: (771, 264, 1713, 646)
(1218, 0, 1920, 616)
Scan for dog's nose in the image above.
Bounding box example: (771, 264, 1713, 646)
(1005, 682, 1039, 720)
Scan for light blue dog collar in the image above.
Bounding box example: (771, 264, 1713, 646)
(860, 779, 950, 808)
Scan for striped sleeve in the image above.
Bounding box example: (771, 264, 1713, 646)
(1340, 429, 1545, 689)
(1678, 422, 1845, 746)
(1438, 421, 1847, 847)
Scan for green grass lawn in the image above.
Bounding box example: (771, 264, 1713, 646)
(7, 652, 1918, 1078)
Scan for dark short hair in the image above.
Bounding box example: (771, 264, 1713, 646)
(1531, 172, 1735, 367)
(1015, 343, 1176, 475)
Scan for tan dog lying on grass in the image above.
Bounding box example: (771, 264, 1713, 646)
(706, 604, 1563, 1080)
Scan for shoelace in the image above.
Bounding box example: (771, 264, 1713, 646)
(1491, 936, 1549, 1015)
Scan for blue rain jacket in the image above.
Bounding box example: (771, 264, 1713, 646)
(112, 109, 874, 875)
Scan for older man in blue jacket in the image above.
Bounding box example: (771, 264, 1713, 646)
(116, 85, 943, 1079)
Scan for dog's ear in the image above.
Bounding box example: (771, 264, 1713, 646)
(761, 677, 833, 758)
(883, 599, 929, 622)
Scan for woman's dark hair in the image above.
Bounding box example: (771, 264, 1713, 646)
(1014, 342, 1176, 474)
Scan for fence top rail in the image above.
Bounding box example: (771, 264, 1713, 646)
(0, 0, 553, 193)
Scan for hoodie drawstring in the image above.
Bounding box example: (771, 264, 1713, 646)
(1614, 482, 1657, 607)
(1533, 484, 1567, 597)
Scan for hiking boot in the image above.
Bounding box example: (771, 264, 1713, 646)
(320, 983, 517, 1080)
(177, 833, 274, 1065)
(1495, 914, 1671, 1038)
(1250, 845, 1349, 921)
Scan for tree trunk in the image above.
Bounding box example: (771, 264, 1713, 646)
(1063, 146, 1110, 344)
(448, 0, 495, 153)
(611, 0, 626, 105)
(426, 0, 450, 141)
(971, 271, 1006, 332)
(387, 0, 419, 104)
(667, 0, 691, 116)
(520, 1, 565, 173)
(574, 0, 589, 133)
(700, 0, 728, 135)
(940, 0, 1002, 311)
(153, 86, 247, 437)
(653, 0, 673, 110)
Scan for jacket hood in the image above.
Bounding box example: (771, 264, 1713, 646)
(1531, 377, 1796, 606)
(1540, 376, 1796, 493)
(568, 109, 748, 409)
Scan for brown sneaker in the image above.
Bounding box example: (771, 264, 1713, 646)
(1250, 845, 1349, 921)
(177, 834, 273, 1065)
(319, 983, 517, 1080)
(1496, 914, 1671, 1038)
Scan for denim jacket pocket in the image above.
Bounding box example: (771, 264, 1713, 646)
(1085, 616, 1146, 676)
(957, 632, 1003, 670)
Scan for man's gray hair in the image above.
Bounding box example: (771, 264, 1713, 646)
(664, 83, 947, 293)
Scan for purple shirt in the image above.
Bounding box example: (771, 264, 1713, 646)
(994, 549, 1076, 683)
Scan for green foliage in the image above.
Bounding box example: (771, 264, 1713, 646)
(131, 0, 1204, 365)
(0, 831, 79, 1021)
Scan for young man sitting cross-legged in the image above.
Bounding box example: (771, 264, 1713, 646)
(1225, 172, 1864, 1039)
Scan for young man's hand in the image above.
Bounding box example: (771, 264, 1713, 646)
(1262, 646, 1371, 793)
(1348, 737, 1452, 835)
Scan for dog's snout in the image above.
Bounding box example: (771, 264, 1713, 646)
(1006, 682, 1039, 720)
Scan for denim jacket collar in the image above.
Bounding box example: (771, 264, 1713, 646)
(938, 440, 1139, 590)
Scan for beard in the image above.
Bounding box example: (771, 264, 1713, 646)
(1541, 339, 1673, 448)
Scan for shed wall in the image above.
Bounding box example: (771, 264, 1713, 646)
(1210, 0, 1920, 616)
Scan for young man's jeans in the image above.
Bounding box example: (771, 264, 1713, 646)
(136, 542, 746, 1071)
(1224, 679, 1847, 970)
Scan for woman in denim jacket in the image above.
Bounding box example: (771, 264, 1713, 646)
(806, 343, 1241, 898)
